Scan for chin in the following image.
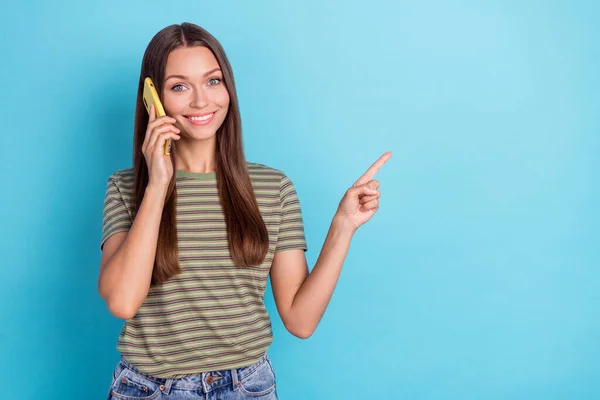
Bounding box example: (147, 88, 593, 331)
(184, 131, 218, 141)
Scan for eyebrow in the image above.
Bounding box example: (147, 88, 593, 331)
(165, 68, 222, 81)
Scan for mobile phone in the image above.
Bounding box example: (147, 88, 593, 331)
(142, 77, 171, 156)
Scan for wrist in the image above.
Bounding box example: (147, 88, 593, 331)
(332, 214, 357, 236)
(145, 183, 169, 200)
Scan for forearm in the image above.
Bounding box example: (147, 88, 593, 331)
(288, 216, 355, 337)
(99, 185, 167, 319)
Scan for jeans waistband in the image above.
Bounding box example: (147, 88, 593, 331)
(115, 353, 270, 393)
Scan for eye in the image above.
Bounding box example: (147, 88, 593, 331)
(171, 84, 186, 92)
(208, 78, 222, 86)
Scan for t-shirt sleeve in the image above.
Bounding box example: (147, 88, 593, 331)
(275, 174, 308, 253)
(100, 174, 133, 250)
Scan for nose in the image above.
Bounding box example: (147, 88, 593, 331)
(190, 88, 209, 109)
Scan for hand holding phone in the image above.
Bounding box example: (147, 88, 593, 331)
(143, 77, 171, 156)
(142, 77, 181, 187)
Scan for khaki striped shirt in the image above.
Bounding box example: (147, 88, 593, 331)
(100, 162, 307, 378)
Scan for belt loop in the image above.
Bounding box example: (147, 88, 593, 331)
(113, 361, 125, 383)
(201, 372, 209, 393)
(231, 367, 239, 390)
(161, 378, 173, 395)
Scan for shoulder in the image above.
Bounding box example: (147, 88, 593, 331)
(106, 167, 135, 194)
(247, 162, 300, 200)
(108, 167, 134, 180)
(247, 161, 287, 183)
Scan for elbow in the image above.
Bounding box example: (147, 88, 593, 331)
(98, 280, 140, 320)
(285, 322, 315, 339)
(107, 299, 138, 320)
(293, 330, 314, 340)
(108, 303, 137, 320)
(101, 290, 138, 320)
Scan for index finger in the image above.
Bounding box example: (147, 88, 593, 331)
(354, 152, 392, 186)
(143, 105, 157, 151)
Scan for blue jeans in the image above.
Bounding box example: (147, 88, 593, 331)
(107, 353, 278, 399)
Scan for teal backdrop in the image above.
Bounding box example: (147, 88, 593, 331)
(1, 1, 598, 399)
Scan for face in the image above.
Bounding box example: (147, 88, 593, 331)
(162, 46, 230, 142)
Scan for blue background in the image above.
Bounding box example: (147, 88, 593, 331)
(1, 1, 598, 399)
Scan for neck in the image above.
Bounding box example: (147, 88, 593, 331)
(174, 136, 218, 173)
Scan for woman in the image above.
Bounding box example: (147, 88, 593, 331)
(99, 22, 391, 399)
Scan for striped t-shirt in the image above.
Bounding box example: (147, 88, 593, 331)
(100, 162, 307, 378)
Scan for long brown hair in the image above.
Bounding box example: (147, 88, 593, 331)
(132, 22, 269, 285)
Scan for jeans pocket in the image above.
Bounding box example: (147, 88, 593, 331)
(238, 359, 277, 397)
(109, 367, 162, 400)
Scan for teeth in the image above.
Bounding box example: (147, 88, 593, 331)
(189, 113, 213, 121)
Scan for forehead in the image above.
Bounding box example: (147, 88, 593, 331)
(165, 46, 221, 76)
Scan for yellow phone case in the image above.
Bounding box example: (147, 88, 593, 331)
(143, 77, 171, 156)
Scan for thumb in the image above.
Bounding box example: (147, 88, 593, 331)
(349, 181, 378, 198)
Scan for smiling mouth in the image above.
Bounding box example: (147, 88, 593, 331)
(184, 112, 216, 125)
